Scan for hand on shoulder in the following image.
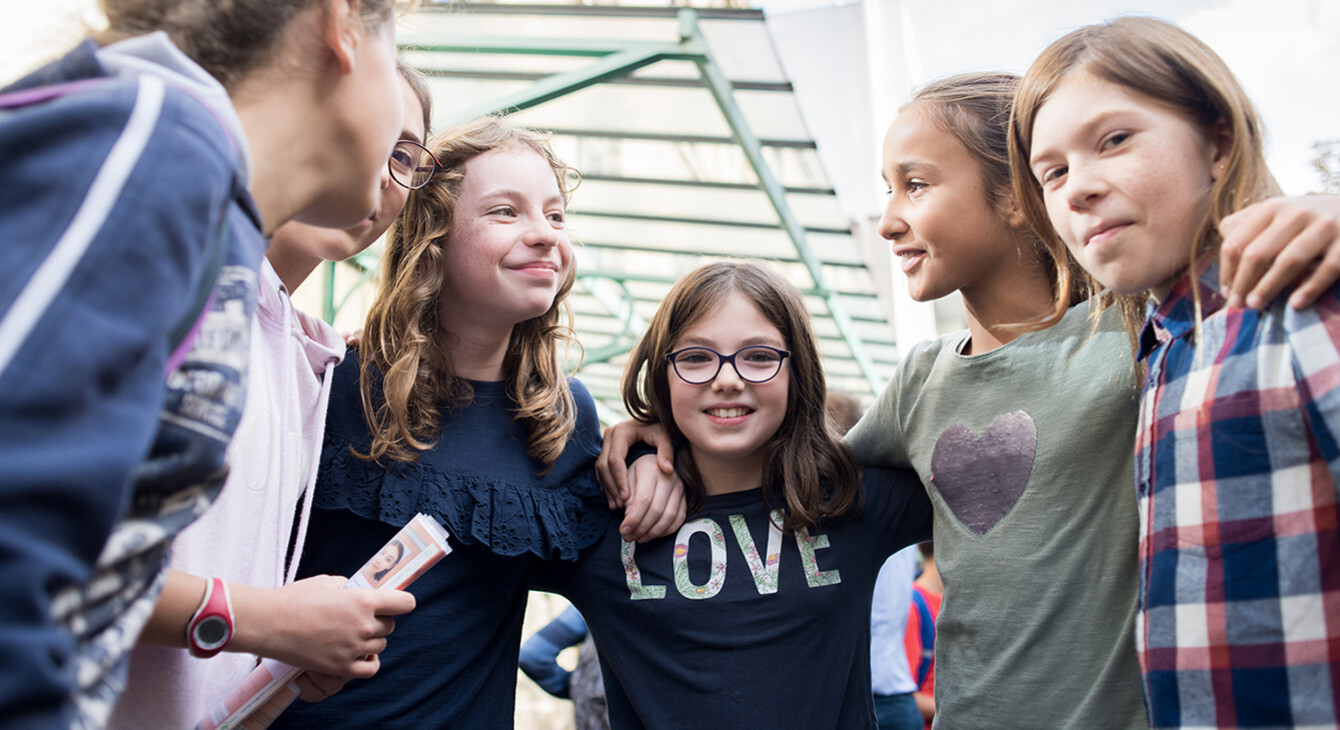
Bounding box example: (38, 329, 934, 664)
(1219, 194, 1340, 310)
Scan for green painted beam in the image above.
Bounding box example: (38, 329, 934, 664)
(420, 67, 794, 93)
(579, 173, 834, 195)
(575, 241, 868, 269)
(539, 127, 817, 149)
(575, 269, 886, 303)
(576, 275, 646, 341)
(400, 34, 707, 61)
(322, 260, 336, 324)
(442, 46, 673, 124)
(575, 209, 852, 237)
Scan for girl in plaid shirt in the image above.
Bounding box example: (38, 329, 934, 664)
(1012, 16, 1340, 728)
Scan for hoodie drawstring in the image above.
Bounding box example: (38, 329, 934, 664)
(286, 354, 338, 586)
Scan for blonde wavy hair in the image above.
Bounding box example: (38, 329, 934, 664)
(358, 116, 581, 469)
(1009, 15, 1279, 339)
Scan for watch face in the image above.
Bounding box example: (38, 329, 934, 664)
(196, 616, 231, 649)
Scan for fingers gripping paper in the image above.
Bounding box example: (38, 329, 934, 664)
(196, 514, 452, 730)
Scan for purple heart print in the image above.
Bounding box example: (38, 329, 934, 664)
(929, 410, 1038, 536)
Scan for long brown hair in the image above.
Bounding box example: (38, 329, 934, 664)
(621, 261, 862, 531)
(359, 117, 581, 468)
(1009, 15, 1279, 338)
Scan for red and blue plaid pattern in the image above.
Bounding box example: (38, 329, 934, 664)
(1134, 263, 1340, 728)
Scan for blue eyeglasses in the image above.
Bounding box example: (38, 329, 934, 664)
(665, 345, 791, 385)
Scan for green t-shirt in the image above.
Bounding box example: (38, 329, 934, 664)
(846, 300, 1148, 729)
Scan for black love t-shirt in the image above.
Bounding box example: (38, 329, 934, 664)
(535, 466, 931, 729)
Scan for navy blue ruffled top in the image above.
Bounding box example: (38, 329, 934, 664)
(274, 350, 609, 729)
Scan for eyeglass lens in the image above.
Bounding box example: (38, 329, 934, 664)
(671, 346, 785, 384)
(389, 140, 436, 189)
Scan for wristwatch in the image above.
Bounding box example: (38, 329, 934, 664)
(187, 577, 235, 659)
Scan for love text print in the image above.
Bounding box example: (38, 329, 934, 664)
(622, 510, 841, 600)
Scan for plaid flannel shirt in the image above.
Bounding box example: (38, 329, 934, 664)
(1134, 262, 1340, 729)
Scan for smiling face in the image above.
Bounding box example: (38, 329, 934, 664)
(878, 105, 1022, 303)
(436, 146, 572, 338)
(667, 291, 790, 484)
(1028, 72, 1223, 300)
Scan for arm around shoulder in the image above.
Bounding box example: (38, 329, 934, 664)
(844, 340, 941, 467)
(861, 466, 934, 556)
(1219, 194, 1340, 310)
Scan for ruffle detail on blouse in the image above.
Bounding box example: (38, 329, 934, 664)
(314, 433, 610, 561)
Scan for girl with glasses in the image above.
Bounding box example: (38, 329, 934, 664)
(0, 0, 410, 725)
(531, 260, 932, 728)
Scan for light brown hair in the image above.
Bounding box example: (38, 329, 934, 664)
(359, 116, 580, 469)
(621, 261, 862, 531)
(1009, 15, 1279, 336)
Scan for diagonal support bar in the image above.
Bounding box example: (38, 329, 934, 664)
(681, 8, 883, 393)
(444, 47, 669, 124)
(400, 35, 701, 59)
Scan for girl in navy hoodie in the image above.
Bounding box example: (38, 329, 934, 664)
(0, 1, 409, 725)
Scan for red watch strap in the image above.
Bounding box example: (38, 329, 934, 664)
(187, 577, 234, 659)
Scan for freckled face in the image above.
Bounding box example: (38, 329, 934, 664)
(436, 147, 572, 337)
(1028, 72, 1222, 300)
(667, 292, 790, 479)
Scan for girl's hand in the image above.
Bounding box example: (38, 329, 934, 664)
(620, 455, 686, 543)
(229, 575, 416, 679)
(1219, 194, 1340, 310)
(596, 420, 674, 509)
(342, 329, 363, 347)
